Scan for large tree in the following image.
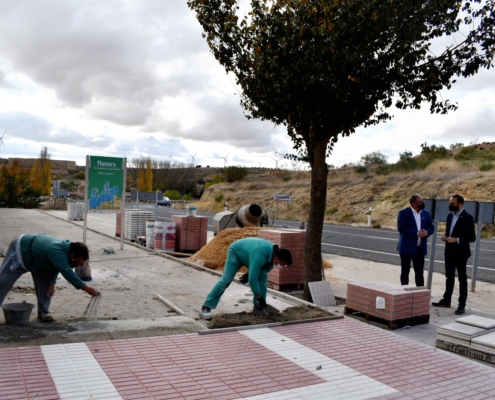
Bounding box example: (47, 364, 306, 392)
(188, 0, 495, 299)
(32, 146, 52, 195)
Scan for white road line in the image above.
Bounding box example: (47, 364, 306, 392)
(41, 343, 122, 400)
(238, 328, 396, 400)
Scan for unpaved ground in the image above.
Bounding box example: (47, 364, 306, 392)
(208, 305, 333, 329)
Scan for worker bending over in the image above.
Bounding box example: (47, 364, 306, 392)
(0, 234, 101, 322)
(201, 237, 292, 320)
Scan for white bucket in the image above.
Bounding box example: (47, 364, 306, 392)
(154, 221, 165, 250)
(164, 222, 176, 251)
(146, 220, 155, 249)
(186, 205, 198, 217)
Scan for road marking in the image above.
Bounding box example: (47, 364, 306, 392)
(240, 328, 396, 399)
(41, 343, 122, 399)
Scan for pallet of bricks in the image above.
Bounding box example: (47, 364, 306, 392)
(345, 282, 430, 329)
(172, 215, 208, 252)
(258, 229, 305, 290)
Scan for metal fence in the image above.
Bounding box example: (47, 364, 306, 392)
(39, 198, 68, 210)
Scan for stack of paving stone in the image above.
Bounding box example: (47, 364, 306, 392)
(172, 215, 208, 252)
(123, 210, 154, 241)
(437, 322, 488, 347)
(346, 282, 430, 321)
(455, 316, 495, 352)
(258, 229, 305, 286)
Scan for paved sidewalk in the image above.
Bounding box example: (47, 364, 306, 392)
(3, 318, 495, 400)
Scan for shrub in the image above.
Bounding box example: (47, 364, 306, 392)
(360, 151, 387, 165)
(339, 212, 353, 223)
(211, 175, 225, 184)
(223, 166, 248, 182)
(165, 189, 181, 200)
(375, 165, 391, 175)
(77, 171, 85, 179)
(282, 175, 292, 182)
(450, 143, 464, 150)
(326, 205, 338, 215)
(214, 192, 224, 203)
(454, 146, 477, 161)
(479, 162, 494, 171)
(182, 193, 193, 201)
(354, 166, 368, 174)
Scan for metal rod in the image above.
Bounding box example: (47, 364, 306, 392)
(154, 293, 208, 330)
(471, 202, 483, 292)
(426, 221, 438, 290)
(83, 155, 90, 244)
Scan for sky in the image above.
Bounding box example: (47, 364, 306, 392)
(0, 1, 494, 169)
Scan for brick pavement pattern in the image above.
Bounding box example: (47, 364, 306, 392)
(2, 318, 495, 399)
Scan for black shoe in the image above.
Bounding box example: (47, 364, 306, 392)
(455, 306, 465, 315)
(432, 299, 451, 308)
(253, 305, 267, 316)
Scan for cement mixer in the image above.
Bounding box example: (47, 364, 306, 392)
(213, 203, 265, 235)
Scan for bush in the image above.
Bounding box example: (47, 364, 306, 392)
(165, 189, 181, 200)
(360, 151, 387, 165)
(211, 175, 225, 184)
(355, 166, 368, 174)
(450, 143, 464, 150)
(479, 162, 494, 171)
(326, 205, 338, 215)
(77, 171, 85, 179)
(182, 193, 193, 201)
(375, 165, 391, 175)
(454, 146, 477, 161)
(223, 166, 248, 182)
(282, 175, 292, 182)
(214, 192, 224, 203)
(338, 211, 353, 223)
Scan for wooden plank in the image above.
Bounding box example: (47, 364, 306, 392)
(344, 306, 429, 330)
(436, 340, 495, 365)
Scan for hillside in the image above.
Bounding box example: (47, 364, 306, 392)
(197, 148, 495, 237)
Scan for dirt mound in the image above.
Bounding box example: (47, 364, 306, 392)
(207, 305, 334, 329)
(188, 227, 332, 271)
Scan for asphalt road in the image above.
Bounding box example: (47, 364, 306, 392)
(136, 204, 495, 284)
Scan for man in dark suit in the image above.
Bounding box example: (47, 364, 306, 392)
(432, 194, 476, 315)
(397, 194, 434, 286)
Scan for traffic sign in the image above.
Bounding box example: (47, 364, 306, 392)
(274, 194, 292, 201)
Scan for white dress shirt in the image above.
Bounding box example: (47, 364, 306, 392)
(410, 206, 422, 246)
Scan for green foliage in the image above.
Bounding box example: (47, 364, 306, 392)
(211, 175, 224, 184)
(77, 171, 85, 179)
(479, 162, 494, 171)
(214, 192, 224, 203)
(282, 175, 292, 182)
(165, 189, 181, 200)
(360, 151, 387, 166)
(420, 142, 450, 159)
(326, 206, 338, 215)
(394, 151, 418, 172)
(375, 165, 391, 175)
(339, 212, 353, 223)
(223, 166, 248, 182)
(450, 143, 464, 150)
(454, 146, 477, 160)
(182, 193, 193, 201)
(355, 166, 368, 174)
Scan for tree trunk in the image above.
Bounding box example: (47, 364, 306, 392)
(303, 138, 329, 301)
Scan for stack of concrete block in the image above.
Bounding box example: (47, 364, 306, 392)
(258, 229, 305, 286)
(346, 282, 430, 321)
(172, 215, 208, 252)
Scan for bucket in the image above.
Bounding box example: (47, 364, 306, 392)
(164, 222, 176, 251)
(186, 206, 198, 217)
(154, 221, 166, 250)
(146, 220, 155, 249)
(2, 302, 36, 325)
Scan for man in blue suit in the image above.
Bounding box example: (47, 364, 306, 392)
(397, 194, 434, 286)
(432, 194, 476, 315)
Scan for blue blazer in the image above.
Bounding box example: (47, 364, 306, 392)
(397, 207, 434, 256)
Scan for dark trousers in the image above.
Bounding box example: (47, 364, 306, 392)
(442, 252, 468, 307)
(400, 246, 424, 286)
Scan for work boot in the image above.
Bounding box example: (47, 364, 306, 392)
(253, 305, 267, 316)
(201, 306, 212, 321)
(37, 312, 55, 323)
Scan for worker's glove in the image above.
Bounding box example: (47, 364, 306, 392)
(239, 273, 249, 284)
(257, 296, 267, 308)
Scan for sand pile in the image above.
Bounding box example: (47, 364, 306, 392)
(188, 227, 332, 271)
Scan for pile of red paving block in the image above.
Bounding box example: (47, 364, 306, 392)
(258, 229, 305, 285)
(346, 282, 430, 321)
(172, 215, 208, 252)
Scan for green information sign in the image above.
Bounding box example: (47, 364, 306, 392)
(87, 156, 124, 210)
